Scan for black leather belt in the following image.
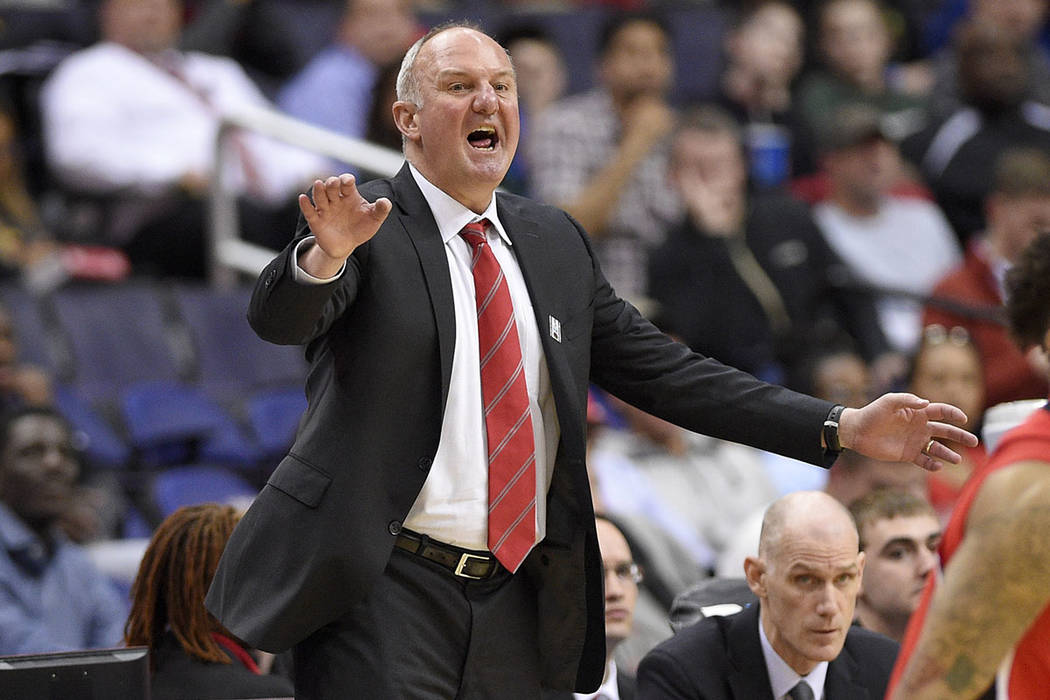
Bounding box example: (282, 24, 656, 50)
(394, 530, 499, 580)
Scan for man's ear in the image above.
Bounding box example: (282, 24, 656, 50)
(392, 101, 420, 142)
(744, 556, 766, 597)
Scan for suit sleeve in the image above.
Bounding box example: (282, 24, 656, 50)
(576, 212, 835, 467)
(247, 213, 368, 346)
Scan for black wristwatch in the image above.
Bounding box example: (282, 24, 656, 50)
(822, 404, 846, 453)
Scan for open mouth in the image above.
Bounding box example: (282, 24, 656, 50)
(467, 126, 498, 150)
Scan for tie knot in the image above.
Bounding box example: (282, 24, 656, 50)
(460, 220, 490, 249)
(788, 681, 814, 700)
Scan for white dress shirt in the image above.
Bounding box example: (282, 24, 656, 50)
(41, 42, 324, 204)
(294, 164, 559, 552)
(759, 616, 828, 700)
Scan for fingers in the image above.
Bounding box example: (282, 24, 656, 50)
(309, 174, 359, 212)
(912, 449, 947, 472)
(923, 401, 969, 428)
(929, 421, 980, 447)
(371, 197, 393, 222)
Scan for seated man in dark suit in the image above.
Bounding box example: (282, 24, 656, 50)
(637, 491, 897, 699)
(545, 514, 639, 700)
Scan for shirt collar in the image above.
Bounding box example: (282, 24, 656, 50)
(408, 163, 510, 246)
(758, 611, 829, 700)
(0, 501, 57, 572)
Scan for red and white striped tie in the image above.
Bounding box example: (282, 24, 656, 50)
(460, 220, 537, 572)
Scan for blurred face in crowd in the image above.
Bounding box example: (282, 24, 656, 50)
(670, 127, 748, 229)
(102, 0, 182, 55)
(909, 330, 984, 431)
(820, 0, 892, 88)
(728, 2, 804, 88)
(395, 28, 520, 212)
(824, 137, 902, 211)
(812, 352, 872, 408)
(597, 518, 639, 648)
(599, 19, 673, 105)
(987, 193, 1050, 262)
(747, 494, 864, 675)
(0, 413, 78, 533)
(972, 0, 1048, 43)
(341, 0, 418, 67)
(857, 513, 940, 630)
(506, 37, 567, 116)
(958, 24, 1029, 108)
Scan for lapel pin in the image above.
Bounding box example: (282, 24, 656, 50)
(549, 315, 562, 343)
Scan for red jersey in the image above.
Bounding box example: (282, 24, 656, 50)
(888, 405, 1050, 699)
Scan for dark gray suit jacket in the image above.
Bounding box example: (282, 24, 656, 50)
(204, 164, 836, 692)
(636, 604, 898, 699)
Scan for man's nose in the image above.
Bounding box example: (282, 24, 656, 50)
(473, 84, 498, 114)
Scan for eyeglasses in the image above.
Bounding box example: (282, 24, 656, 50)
(922, 324, 971, 347)
(602, 562, 643, 585)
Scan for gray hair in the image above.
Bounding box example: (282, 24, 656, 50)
(395, 34, 426, 107)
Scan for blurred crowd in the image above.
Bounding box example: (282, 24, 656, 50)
(1, 0, 1049, 697)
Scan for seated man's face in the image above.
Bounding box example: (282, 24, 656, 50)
(858, 514, 941, 621)
(752, 528, 863, 674)
(597, 518, 639, 647)
(0, 414, 78, 529)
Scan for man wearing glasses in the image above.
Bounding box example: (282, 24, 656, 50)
(545, 515, 642, 700)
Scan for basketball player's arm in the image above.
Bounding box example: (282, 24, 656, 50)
(889, 460, 1050, 699)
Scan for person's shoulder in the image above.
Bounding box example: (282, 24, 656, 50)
(843, 624, 900, 659)
(649, 611, 737, 662)
(497, 191, 578, 227)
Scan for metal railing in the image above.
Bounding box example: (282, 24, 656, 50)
(208, 103, 404, 285)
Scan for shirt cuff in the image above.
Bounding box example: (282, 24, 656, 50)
(292, 236, 345, 284)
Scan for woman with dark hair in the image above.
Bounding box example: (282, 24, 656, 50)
(124, 504, 292, 700)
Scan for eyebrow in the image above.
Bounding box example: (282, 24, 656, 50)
(436, 68, 515, 81)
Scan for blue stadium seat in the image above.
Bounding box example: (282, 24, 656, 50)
(51, 283, 188, 407)
(170, 283, 307, 404)
(245, 387, 307, 460)
(148, 465, 259, 518)
(120, 380, 261, 470)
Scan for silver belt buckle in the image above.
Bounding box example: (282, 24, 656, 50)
(454, 552, 490, 579)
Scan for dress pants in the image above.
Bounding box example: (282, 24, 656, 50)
(292, 545, 543, 699)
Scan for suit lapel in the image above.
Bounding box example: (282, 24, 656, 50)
(390, 166, 456, 411)
(496, 195, 586, 454)
(727, 606, 778, 700)
(824, 642, 868, 700)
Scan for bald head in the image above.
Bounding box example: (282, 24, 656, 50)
(759, 491, 859, 559)
(747, 491, 864, 674)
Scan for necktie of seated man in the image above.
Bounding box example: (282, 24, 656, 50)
(788, 680, 815, 700)
(460, 220, 537, 572)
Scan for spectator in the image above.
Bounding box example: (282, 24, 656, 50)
(39, 0, 327, 276)
(638, 491, 898, 700)
(125, 503, 293, 700)
(797, 0, 927, 146)
(813, 103, 961, 354)
(888, 231, 1050, 699)
(718, 1, 813, 187)
(527, 10, 679, 303)
(849, 488, 941, 642)
(922, 0, 1050, 121)
(0, 105, 57, 282)
(922, 147, 1050, 409)
(543, 515, 640, 699)
(497, 25, 567, 197)
(649, 105, 894, 388)
(907, 324, 988, 520)
(0, 406, 125, 654)
(804, 348, 873, 409)
(277, 0, 420, 172)
(901, 19, 1050, 241)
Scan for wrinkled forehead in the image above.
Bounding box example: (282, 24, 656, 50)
(772, 531, 859, 573)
